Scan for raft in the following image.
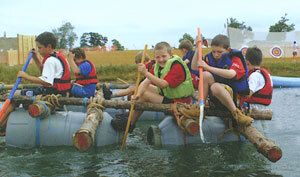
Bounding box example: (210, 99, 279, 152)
(271, 76, 300, 88)
(5, 107, 121, 148)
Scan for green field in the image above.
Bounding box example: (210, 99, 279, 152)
(0, 49, 300, 85)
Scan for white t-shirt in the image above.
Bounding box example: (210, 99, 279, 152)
(247, 70, 273, 109)
(39, 56, 63, 86)
(292, 43, 297, 52)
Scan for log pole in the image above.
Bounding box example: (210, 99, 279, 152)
(73, 109, 103, 152)
(239, 126, 282, 162)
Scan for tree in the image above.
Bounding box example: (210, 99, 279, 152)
(269, 13, 295, 32)
(227, 17, 254, 46)
(179, 33, 194, 45)
(111, 39, 124, 51)
(52, 22, 78, 49)
(80, 32, 108, 47)
(267, 13, 295, 41)
(228, 17, 252, 31)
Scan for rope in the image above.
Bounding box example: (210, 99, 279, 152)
(217, 117, 240, 140)
(86, 96, 106, 122)
(82, 97, 88, 112)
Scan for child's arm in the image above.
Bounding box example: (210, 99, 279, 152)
(184, 59, 190, 65)
(204, 65, 237, 79)
(137, 63, 169, 89)
(31, 49, 43, 71)
(68, 53, 81, 75)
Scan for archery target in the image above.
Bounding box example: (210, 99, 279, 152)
(270, 46, 283, 58)
(240, 46, 248, 57)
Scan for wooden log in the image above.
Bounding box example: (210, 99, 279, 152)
(96, 83, 134, 90)
(28, 102, 53, 118)
(1, 84, 41, 90)
(73, 109, 103, 152)
(239, 125, 282, 163)
(0, 95, 272, 120)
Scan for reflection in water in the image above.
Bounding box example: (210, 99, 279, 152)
(0, 88, 299, 176)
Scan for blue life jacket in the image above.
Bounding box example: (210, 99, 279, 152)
(205, 49, 250, 96)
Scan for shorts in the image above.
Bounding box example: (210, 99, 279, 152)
(162, 97, 174, 104)
(209, 84, 233, 111)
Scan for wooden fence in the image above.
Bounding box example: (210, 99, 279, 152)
(5, 34, 36, 66)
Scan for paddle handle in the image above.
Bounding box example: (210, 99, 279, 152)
(197, 28, 203, 102)
(122, 45, 148, 150)
(0, 53, 33, 121)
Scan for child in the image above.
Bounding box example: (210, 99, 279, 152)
(17, 32, 71, 96)
(111, 42, 194, 132)
(292, 41, 297, 62)
(179, 40, 199, 89)
(68, 47, 98, 98)
(191, 34, 253, 126)
(103, 51, 155, 100)
(240, 47, 273, 109)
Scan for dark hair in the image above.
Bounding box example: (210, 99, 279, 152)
(71, 47, 86, 59)
(179, 40, 193, 51)
(154, 41, 172, 55)
(246, 46, 262, 66)
(211, 34, 230, 49)
(35, 32, 57, 49)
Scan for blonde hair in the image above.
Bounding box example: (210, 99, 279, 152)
(135, 51, 150, 64)
(154, 41, 172, 55)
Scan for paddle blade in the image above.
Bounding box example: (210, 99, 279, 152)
(0, 99, 11, 122)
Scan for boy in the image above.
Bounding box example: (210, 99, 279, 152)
(179, 40, 199, 89)
(191, 34, 253, 126)
(17, 32, 71, 96)
(103, 51, 155, 100)
(111, 42, 194, 132)
(68, 47, 98, 98)
(240, 47, 273, 109)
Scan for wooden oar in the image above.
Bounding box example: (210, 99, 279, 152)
(197, 28, 205, 142)
(0, 53, 33, 122)
(121, 45, 148, 150)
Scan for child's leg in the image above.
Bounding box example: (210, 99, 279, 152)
(210, 83, 236, 111)
(115, 86, 135, 98)
(203, 71, 215, 101)
(210, 83, 253, 126)
(131, 90, 163, 125)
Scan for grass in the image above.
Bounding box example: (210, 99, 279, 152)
(1, 49, 300, 85)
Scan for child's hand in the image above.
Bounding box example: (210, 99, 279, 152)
(195, 35, 202, 46)
(17, 71, 29, 79)
(137, 63, 147, 75)
(68, 52, 75, 59)
(131, 95, 140, 104)
(197, 60, 209, 70)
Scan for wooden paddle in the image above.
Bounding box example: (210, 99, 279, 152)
(121, 45, 148, 150)
(197, 28, 205, 142)
(0, 52, 33, 122)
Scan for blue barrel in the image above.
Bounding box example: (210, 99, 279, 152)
(147, 116, 242, 147)
(5, 108, 120, 148)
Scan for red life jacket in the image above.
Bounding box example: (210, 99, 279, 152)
(41, 52, 71, 93)
(145, 60, 156, 71)
(243, 68, 273, 106)
(75, 60, 98, 85)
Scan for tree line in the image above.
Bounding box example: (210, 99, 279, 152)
(53, 14, 295, 50)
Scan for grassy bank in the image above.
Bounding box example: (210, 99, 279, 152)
(1, 61, 300, 85)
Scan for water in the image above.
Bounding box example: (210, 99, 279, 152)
(0, 88, 299, 176)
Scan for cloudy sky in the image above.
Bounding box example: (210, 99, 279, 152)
(1, 0, 300, 49)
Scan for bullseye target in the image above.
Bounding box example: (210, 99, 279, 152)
(240, 46, 248, 57)
(270, 46, 283, 58)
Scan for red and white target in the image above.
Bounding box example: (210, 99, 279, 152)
(240, 46, 248, 57)
(270, 46, 283, 58)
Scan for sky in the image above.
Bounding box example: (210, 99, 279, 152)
(1, 0, 300, 50)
